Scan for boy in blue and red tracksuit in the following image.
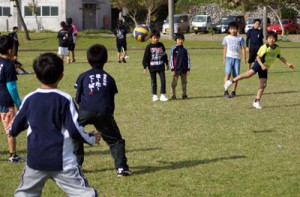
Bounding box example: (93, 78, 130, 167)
(170, 33, 191, 100)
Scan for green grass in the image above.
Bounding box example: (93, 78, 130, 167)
(0, 32, 300, 196)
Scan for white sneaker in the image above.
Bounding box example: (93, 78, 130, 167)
(160, 94, 168, 101)
(224, 80, 233, 91)
(152, 95, 158, 102)
(253, 101, 262, 109)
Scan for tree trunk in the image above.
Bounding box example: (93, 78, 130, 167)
(15, 0, 30, 40)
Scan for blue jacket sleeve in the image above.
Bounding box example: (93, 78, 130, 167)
(6, 81, 21, 109)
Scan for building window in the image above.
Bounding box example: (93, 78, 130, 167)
(0, 7, 11, 16)
(24, 6, 58, 16)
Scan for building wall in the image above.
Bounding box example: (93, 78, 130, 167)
(0, 0, 111, 32)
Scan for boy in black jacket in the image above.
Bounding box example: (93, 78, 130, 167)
(170, 33, 191, 99)
(142, 29, 169, 101)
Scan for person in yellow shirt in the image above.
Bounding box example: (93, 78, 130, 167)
(224, 31, 294, 109)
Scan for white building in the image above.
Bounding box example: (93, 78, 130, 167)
(0, 0, 111, 32)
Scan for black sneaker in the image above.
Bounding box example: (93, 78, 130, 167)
(231, 91, 236, 98)
(118, 60, 122, 63)
(8, 155, 25, 163)
(117, 168, 132, 177)
(171, 95, 177, 100)
(122, 58, 126, 63)
(182, 95, 188, 100)
(224, 91, 231, 98)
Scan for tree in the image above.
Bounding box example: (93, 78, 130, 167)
(27, 0, 40, 32)
(13, 0, 30, 40)
(142, 0, 168, 25)
(112, 0, 142, 26)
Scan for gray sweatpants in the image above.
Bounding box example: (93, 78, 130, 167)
(15, 165, 98, 197)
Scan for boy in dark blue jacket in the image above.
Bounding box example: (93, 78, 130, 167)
(170, 33, 191, 99)
(74, 44, 131, 177)
(10, 53, 100, 196)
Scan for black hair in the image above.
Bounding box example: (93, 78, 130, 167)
(13, 26, 18, 31)
(60, 21, 66, 28)
(0, 35, 14, 55)
(174, 33, 185, 41)
(66, 18, 73, 25)
(254, 19, 261, 24)
(266, 31, 278, 41)
(33, 53, 64, 85)
(228, 21, 239, 29)
(87, 44, 108, 69)
(150, 29, 160, 38)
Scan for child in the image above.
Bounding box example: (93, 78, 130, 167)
(114, 20, 127, 63)
(9, 26, 31, 74)
(66, 18, 76, 63)
(224, 32, 294, 109)
(246, 19, 264, 69)
(10, 53, 100, 196)
(170, 33, 191, 100)
(0, 35, 23, 163)
(74, 44, 131, 177)
(57, 21, 69, 62)
(222, 21, 246, 98)
(142, 29, 169, 101)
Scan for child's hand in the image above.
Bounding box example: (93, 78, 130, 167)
(93, 131, 101, 144)
(261, 64, 267, 71)
(187, 71, 190, 76)
(143, 69, 147, 75)
(288, 63, 294, 70)
(171, 71, 176, 76)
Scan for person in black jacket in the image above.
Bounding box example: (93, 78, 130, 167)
(246, 19, 264, 70)
(170, 33, 191, 100)
(142, 29, 169, 101)
(57, 21, 69, 62)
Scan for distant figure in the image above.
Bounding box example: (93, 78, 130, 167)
(142, 29, 169, 102)
(57, 21, 69, 62)
(246, 19, 264, 70)
(114, 20, 127, 63)
(66, 17, 77, 63)
(222, 21, 246, 98)
(170, 33, 191, 100)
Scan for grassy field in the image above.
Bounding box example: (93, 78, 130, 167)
(0, 32, 299, 196)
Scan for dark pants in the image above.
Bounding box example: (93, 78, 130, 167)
(74, 111, 129, 170)
(150, 70, 166, 95)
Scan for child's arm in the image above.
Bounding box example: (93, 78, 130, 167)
(6, 81, 21, 109)
(279, 56, 294, 70)
(223, 46, 227, 65)
(256, 55, 267, 70)
(142, 45, 150, 75)
(242, 46, 246, 65)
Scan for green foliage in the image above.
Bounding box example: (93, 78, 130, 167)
(280, 7, 298, 19)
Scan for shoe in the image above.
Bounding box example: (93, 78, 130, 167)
(253, 101, 262, 109)
(8, 155, 25, 163)
(231, 91, 236, 98)
(152, 95, 158, 102)
(182, 95, 188, 100)
(117, 168, 132, 177)
(171, 95, 177, 100)
(159, 94, 168, 101)
(122, 57, 126, 63)
(72, 59, 76, 63)
(118, 60, 122, 63)
(224, 80, 233, 91)
(224, 91, 231, 98)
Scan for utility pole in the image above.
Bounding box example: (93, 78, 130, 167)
(263, 6, 267, 40)
(168, 0, 174, 40)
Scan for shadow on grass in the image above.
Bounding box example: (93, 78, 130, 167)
(0, 149, 27, 155)
(83, 155, 246, 174)
(252, 129, 274, 133)
(84, 147, 161, 156)
(188, 90, 298, 100)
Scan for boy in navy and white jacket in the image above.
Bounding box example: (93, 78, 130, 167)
(10, 53, 100, 196)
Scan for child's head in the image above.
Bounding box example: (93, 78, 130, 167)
(266, 31, 277, 44)
(150, 29, 160, 44)
(228, 21, 239, 36)
(87, 44, 108, 69)
(175, 33, 185, 45)
(66, 18, 72, 25)
(60, 21, 66, 28)
(33, 53, 64, 85)
(117, 20, 124, 29)
(253, 19, 261, 29)
(0, 35, 14, 55)
(13, 26, 18, 32)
